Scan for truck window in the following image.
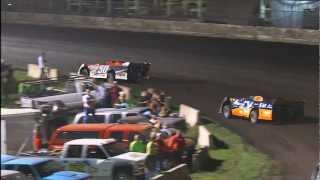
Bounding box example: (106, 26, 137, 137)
(86, 145, 107, 159)
(126, 113, 138, 117)
(58, 131, 100, 141)
(78, 115, 105, 123)
(109, 114, 121, 123)
(103, 143, 126, 157)
(110, 131, 123, 141)
(66, 145, 83, 158)
(16, 165, 34, 178)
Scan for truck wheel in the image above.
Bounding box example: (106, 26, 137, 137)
(222, 104, 232, 119)
(114, 171, 131, 180)
(249, 110, 258, 124)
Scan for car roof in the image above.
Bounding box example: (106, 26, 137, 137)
(76, 107, 149, 115)
(1, 155, 17, 163)
(57, 123, 116, 132)
(65, 138, 115, 146)
(43, 171, 90, 180)
(108, 123, 151, 132)
(3, 157, 50, 166)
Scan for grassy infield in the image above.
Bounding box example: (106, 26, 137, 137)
(2, 70, 277, 180)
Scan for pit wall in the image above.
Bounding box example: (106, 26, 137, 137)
(1, 12, 319, 45)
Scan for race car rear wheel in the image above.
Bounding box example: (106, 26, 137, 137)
(249, 110, 258, 124)
(222, 104, 232, 119)
(79, 67, 89, 77)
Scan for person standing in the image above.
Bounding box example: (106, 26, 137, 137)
(96, 82, 106, 107)
(129, 134, 145, 153)
(145, 132, 160, 179)
(37, 52, 46, 79)
(110, 81, 122, 106)
(82, 89, 96, 123)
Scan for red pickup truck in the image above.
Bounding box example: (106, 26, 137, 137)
(48, 123, 152, 151)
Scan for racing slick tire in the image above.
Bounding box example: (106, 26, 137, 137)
(222, 104, 232, 119)
(249, 110, 259, 124)
(113, 170, 132, 180)
(79, 67, 90, 77)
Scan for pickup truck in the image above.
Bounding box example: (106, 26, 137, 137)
(1, 156, 90, 180)
(73, 107, 185, 128)
(72, 107, 151, 124)
(23, 139, 147, 180)
(20, 78, 107, 109)
(44, 123, 196, 168)
(46, 123, 152, 152)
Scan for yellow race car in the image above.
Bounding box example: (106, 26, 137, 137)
(218, 96, 304, 124)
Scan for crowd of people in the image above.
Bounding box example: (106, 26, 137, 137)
(129, 128, 186, 175)
(138, 88, 171, 117)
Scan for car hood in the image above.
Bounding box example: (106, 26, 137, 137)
(43, 171, 90, 180)
(111, 152, 147, 162)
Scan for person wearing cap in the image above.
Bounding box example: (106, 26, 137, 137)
(129, 134, 145, 153)
(82, 89, 96, 123)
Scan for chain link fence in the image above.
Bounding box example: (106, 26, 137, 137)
(1, 0, 319, 29)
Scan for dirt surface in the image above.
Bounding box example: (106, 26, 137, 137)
(1, 23, 318, 180)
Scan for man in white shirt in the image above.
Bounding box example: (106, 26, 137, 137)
(82, 89, 96, 123)
(37, 52, 46, 79)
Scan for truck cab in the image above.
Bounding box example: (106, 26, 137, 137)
(60, 139, 147, 180)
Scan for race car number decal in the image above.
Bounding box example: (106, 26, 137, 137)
(95, 65, 109, 74)
(68, 162, 85, 172)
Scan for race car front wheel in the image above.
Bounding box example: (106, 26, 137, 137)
(249, 110, 258, 124)
(222, 104, 231, 119)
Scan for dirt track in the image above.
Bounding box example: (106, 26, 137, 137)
(1, 23, 318, 180)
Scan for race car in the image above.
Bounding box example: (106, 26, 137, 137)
(77, 59, 151, 82)
(218, 96, 304, 123)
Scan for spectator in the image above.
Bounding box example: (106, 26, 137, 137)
(145, 132, 160, 179)
(114, 91, 129, 108)
(110, 81, 122, 106)
(129, 134, 145, 153)
(104, 88, 112, 108)
(37, 52, 46, 79)
(159, 91, 166, 104)
(146, 88, 155, 101)
(96, 82, 106, 107)
(82, 89, 96, 123)
(159, 103, 170, 117)
(167, 130, 185, 162)
(138, 91, 149, 107)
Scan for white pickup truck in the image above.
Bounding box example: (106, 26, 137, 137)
(21, 138, 147, 180)
(20, 79, 110, 110)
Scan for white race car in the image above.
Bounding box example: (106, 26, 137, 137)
(77, 59, 151, 82)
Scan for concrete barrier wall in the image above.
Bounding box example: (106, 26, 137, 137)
(2, 12, 319, 45)
(152, 164, 191, 180)
(179, 104, 199, 127)
(198, 125, 212, 148)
